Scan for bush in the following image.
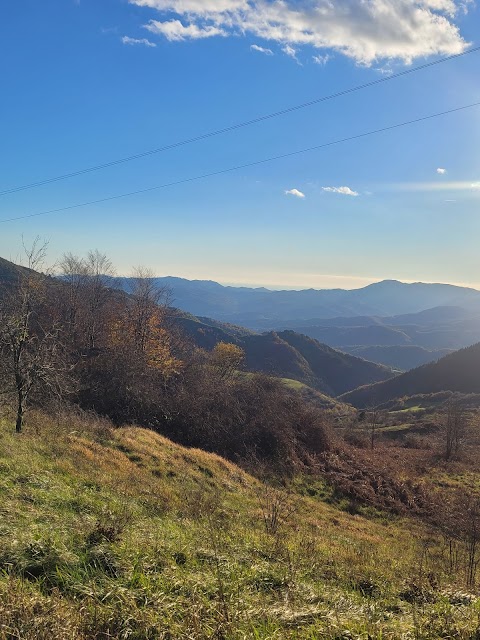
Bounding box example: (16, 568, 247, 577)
(160, 368, 331, 472)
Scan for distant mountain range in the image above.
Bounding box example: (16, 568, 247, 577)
(277, 309, 480, 369)
(6, 255, 480, 409)
(113, 276, 480, 370)
(114, 276, 480, 326)
(0, 257, 393, 397)
(341, 342, 480, 408)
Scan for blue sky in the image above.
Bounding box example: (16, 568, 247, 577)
(1, 0, 480, 289)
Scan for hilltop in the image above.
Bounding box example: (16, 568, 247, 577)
(0, 256, 35, 287)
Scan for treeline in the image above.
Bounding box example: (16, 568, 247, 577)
(0, 243, 330, 471)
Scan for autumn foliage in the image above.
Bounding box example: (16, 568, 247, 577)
(0, 247, 331, 471)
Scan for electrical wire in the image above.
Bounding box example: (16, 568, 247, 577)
(1, 45, 479, 198)
(1, 100, 478, 225)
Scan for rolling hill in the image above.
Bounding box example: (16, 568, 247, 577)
(271, 306, 480, 369)
(341, 342, 480, 407)
(176, 315, 394, 396)
(2, 408, 471, 639)
(0, 256, 34, 287)
(0, 256, 394, 398)
(110, 276, 480, 370)
(341, 345, 452, 371)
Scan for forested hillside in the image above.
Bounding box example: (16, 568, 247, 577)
(177, 315, 394, 395)
(341, 342, 480, 407)
(113, 276, 480, 370)
(0, 252, 332, 468)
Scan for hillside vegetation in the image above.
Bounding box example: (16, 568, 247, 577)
(161, 277, 480, 370)
(2, 407, 480, 640)
(4, 249, 480, 638)
(177, 315, 394, 395)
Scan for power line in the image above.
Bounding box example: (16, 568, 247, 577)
(1, 45, 479, 198)
(1, 101, 478, 225)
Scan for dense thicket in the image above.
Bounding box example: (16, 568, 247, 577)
(0, 249, 330, 471)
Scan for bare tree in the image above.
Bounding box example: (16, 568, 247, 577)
(0, 240, 72, 432)
(57, 252, 89, 345)
(83, 250, 116, 352)
(58, 250, 116, 355)
(442, 399, 468, 461)
(436, 490, 480, 589)
(365, 405, 382, 450)
(128, 267, 171, 354)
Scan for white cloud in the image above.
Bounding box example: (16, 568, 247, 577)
(282, 44, 301, 63)
(145, 19, 226, 40)
(312, 53, 330, 65)
(437, 167, 447, 174)
(323, 186, 359, 196)
(285, 188, 306, 198)
(251, 44, 273, 55)
(129, 0, 471, 65)
(132, 0, 248, 12)
(122, 35, 157, 47)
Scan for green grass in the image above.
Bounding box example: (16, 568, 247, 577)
(389, 406, 424, 415)
(0, 405, 479, 639)
(377, 423, 414, 433)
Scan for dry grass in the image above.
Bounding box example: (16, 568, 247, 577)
(1, 406, 480, 639)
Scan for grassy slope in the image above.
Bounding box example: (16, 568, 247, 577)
(0, 408, 479, 639)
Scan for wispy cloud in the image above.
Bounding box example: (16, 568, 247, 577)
(282, 44, 301, 64)
(285, 188, 306, 199)
(395, 181, 480, 192)
(129, 0, 471, 65)
(437, 167, 447, 174)
(122, 35, 157, 47)
(145, 19, 225, 41)
(250, 44, 273, 55)
(323, 186, 359, 196)
(312, 54, 330, 65)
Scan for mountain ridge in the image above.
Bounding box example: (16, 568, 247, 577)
(113, 276, 480, 326)
(0, 256, 394, 398)
(340, 342, 480, 407)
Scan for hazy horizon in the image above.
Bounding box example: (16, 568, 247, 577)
(1, 1, 479, 291)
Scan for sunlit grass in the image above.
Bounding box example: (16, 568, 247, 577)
(0, 405, 479, 639)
